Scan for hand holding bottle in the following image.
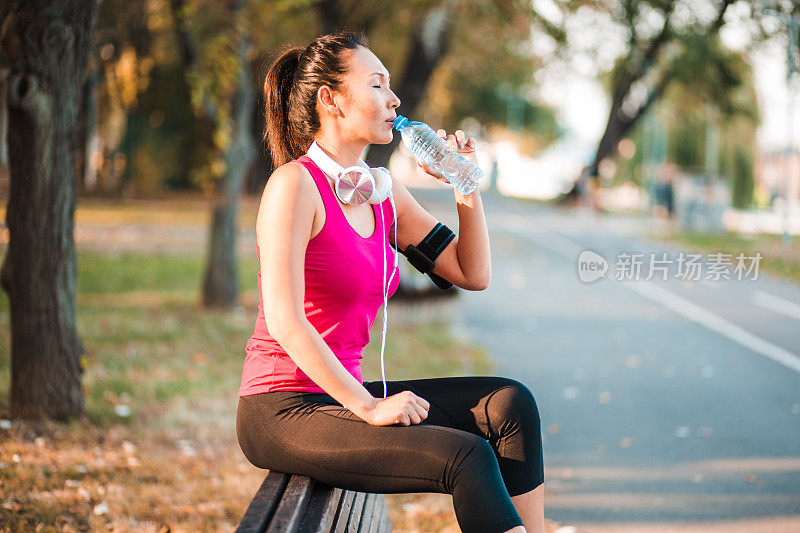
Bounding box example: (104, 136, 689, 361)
(362, 390, 430, 426)
(416, 129, 478, 184)
(393, 116, 484, 195)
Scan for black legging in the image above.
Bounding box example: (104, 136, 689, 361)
(236, 375, 544, 533)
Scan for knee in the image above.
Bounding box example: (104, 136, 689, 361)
(446, 433, 498, 486)
(490, 378, 541, 432)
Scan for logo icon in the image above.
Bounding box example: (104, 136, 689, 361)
(578, 250, 608, 283)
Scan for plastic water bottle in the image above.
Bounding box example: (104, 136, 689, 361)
(392, 115, 483, 195)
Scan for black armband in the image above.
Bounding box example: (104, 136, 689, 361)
(391, 222, 456, 290)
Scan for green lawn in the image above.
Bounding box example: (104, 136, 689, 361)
(0, 248, 496, 531)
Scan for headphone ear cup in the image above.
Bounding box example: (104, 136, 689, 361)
(371, 167, 392, 203)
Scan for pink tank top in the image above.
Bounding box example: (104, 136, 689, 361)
(238, 154, 400, 396)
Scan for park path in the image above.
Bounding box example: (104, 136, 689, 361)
(413, 186, 800, 533)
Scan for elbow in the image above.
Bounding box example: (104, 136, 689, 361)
(475, 265, 491, 290)
(265, 311, 304, 342)
(460, 268, 490, 291)
(466, 275, 490, 291)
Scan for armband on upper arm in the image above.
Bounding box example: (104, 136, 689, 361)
(390, 222, 455, 290)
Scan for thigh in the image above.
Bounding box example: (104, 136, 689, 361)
(236, 390, 497, 495)
(365, 375, 545, 496)
(363, 375, 533, 441)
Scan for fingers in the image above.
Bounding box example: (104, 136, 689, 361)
(413, 401, 428, 422)
(417, 159, 448, 182)
(417, 396, 430, 411)
(396, 411, 418, 426)
(437, 129, 475, 152)
(407, 395, 428, 425)
(391, 393, 430, 426)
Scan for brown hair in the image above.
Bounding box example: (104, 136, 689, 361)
(263, 30, 368, 168)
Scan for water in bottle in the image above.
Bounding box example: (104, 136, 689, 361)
(392, 115, 483, 195)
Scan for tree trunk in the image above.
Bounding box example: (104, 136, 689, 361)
(201, 14, 255, 308)
(0, 0, 98, 421)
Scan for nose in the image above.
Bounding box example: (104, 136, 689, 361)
(389, 89, 400, 109)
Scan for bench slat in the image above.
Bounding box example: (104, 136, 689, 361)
(237, 471, 393, 533)
(345, 491, 367, 532)
(266, 474, 314, 533)
(236, 471, 289, 533)
(296, 482, 344, 533)
(356, 493, 377, 533)
(367, 496, 385, 533)
(332, 490, 356, 533)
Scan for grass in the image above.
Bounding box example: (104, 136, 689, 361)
(644, 229, 800, 284)
(0, 193, 259, 231)
(0, 248, 502, 532)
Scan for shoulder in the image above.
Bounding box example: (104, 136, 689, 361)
(256, 160, 320, 236)
(264, 160, 314, 194)
(259, 160, 321, 210)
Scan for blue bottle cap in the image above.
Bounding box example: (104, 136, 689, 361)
(392, 115, 408, 130)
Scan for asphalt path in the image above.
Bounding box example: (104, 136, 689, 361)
(409, 187, 800, 531)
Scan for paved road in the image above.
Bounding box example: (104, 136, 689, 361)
(410, 187, 800, 532)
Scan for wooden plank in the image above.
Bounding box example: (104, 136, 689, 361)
(332, 491, 356, 533)
(368, 497, 385, 533)
(236, 471, 289, 533)
(345, 492, 366, 533)
(266, 475, 314, 533)
(296, 481, 344, 533)
(356, 493, 377, 533)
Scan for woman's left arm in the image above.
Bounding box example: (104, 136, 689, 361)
(389, 129, 491, 291)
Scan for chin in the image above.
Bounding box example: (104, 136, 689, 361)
(373, 130, 394, 144)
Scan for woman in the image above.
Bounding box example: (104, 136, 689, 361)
(236, 30, 545, 533)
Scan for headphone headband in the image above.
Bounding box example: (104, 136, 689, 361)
(306, 140, 392, 205)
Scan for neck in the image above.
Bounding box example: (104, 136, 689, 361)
(313, 134, 367, 170)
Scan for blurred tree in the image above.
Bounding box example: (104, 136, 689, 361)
(93, 0, 162, 195)
(77, 0, 573, 307)
(169, 0, 256, 308)
(588, 0, 734, 180)
(612, 37, 760, 207)
(563, 0, 791, 207)
(364, 0, 567, 167)
(731, 146, 754, 209)
(0, 0, 98, 421)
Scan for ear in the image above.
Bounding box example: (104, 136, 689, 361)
(317, 85, 340, 117)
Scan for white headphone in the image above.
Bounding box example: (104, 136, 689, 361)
(305, 140, 399, 399)
(307, 140, 393, 205)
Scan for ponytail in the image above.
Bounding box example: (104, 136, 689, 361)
(263, 30, 368, 169)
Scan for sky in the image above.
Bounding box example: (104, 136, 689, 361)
(529, 0, 799, 153)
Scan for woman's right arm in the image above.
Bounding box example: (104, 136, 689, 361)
(257, 163, 379, 421)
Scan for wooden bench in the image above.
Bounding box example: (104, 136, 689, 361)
(236, 470, 393, 533)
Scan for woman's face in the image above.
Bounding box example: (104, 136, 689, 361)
(326, 46, 401, 145)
